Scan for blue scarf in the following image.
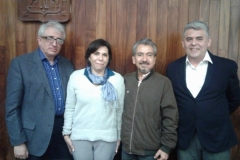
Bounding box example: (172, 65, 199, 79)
(85, 66, 118, 107)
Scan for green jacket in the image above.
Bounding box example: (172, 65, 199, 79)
(121, 70, 179, 156)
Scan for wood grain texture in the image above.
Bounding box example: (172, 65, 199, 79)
(74, 0, 87, 69)
(1, 0, 240, 159)
(124, 0, 137, 74)
(231, 106, 240, 160)
(106, 0, 117, 71)
(228, 6, 240, 62)
(231, 0, 240, 6)
(0, 0, 7, 46)
(218, 0, 230, 58)
(148, 0, 157, 43)
(199, 0, 210, 22)
(6, 0, 17, 65)
(177, 0, 189, 59)
(136, 0, 148, 40)
(208, 0, 220, 55)
(96, 0, 107, 39)
(85, 0, 97, 49)
(155, 0, 168, 74)
(115, 0, 127, 75)
(188, 0, 200, 22)
(166, 1, 179, 74)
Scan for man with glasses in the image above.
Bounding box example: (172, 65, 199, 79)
(5, 21, 74, 160)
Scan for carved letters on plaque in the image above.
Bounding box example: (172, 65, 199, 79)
(18, 0, 70, 22)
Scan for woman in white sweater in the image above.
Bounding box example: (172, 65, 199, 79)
(62, 39, 125, 160)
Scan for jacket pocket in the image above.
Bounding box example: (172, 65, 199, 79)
(23, 120, 35, 130)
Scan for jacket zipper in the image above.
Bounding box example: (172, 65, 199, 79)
(129, 80, 141, 154)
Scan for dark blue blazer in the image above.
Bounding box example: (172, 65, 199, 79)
(166, 52, 240, 152)
(5, 49, 74, 156)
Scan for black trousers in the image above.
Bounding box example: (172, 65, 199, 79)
(27, 116, 73, 160)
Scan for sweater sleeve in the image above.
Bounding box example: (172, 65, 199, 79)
(63, 73, 77, 135)
(115, 74, 125, 140)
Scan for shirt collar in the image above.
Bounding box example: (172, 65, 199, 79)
(185, 51, 213, 65)
(38, 48, 59, 62)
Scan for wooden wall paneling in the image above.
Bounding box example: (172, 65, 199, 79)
(64, 21, 74, 60)
(155, 0, 168, 74)
(16, 20, 26, 56)
(106, 0, 117, 71)
(0, 0, 7, 99)
(231, 108, 240, 160)
(136, 0, 148, 40)
(0, 45, 7, 154)
(0, 0, 7, 46)
(96, 0, 107, 40)
(26, 23, 39, 54)
(0, 0, 7, 146)
(166, 0, 179, 75)
(218, 0, 230, 58)
(62, 0, 76, 61)
(85, 0, 97, 52)
(228, 6, 240, 63)
(115, 0, 127, 75)
(124, 0, 137, 74)
(6, 0, 17, 65)
(188, 0, 199, 22)
(208, 0, 221, 55)
(5, 1, 17, 159)
(177, 0, 189, 59)
(147, 0, 158, 43)
(231, 0, 240, 6)
(0, 0, 7, 155)
(148, 0, 158, 69)
(74, 0, 87, 69)
(147, 0, 158, 73)
(199, 0, 210, 22)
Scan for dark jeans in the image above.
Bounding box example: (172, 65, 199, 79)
(27, 116, 73, 160)
(122, 150, 155, 160)
(177, 133, 230, 160)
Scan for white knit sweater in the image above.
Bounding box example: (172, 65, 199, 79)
(63, 68, 125, 142)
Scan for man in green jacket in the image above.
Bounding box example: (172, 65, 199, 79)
(121, 38, 179, 160)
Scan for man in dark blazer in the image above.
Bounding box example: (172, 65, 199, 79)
(167, 21, 240, 160)
(5, 21, 74, 160)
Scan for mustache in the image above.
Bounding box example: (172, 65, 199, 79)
(139, 61, 149, 65)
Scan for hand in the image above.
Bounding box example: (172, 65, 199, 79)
(154, 149, 169, 160)
(63, 135, 75, 154)
(115, 140, 121, 154)
(14, 144, 28, 159)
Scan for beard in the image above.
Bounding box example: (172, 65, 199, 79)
(138, 68, 150, 74)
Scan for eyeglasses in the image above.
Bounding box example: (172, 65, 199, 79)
(41, 36, 64, 45)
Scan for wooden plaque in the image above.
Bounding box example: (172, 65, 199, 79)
(18, 0, 71, 22)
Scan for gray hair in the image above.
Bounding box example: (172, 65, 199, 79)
(38, 21, 66, 39)
(183, 21, 210, 38)
(132, 38, 157, 56)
